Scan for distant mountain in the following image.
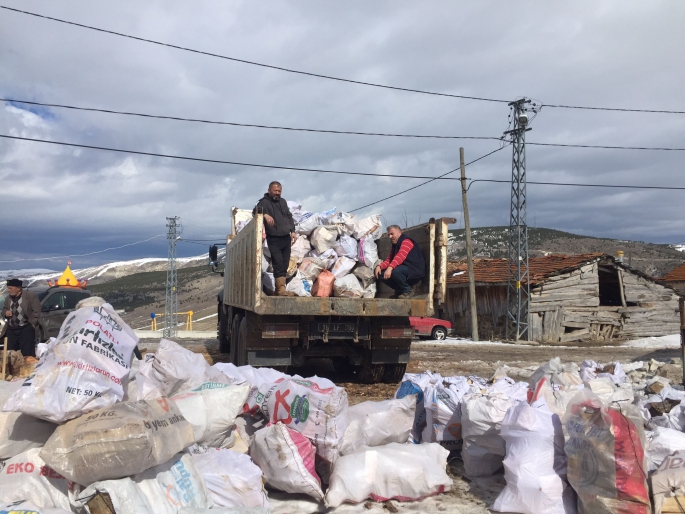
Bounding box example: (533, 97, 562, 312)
(448, 226, 684, 278)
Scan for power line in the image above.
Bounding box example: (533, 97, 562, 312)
(0, 134, 468, 181)
(0, 234, 164, 263)
(3, 6, 684, 115)
(4, 98, 684, 150)
(350, 144, 509, 212)
(467, 179, 685, 192)
(0, 5, 506, 104)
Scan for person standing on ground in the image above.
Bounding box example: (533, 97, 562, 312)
(2, 279, 41, 357)
(375, 225, 426, 299)
(253, 181, 297, 296)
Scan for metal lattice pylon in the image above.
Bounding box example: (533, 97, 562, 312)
(164, 216, 181, 337)
(505, 99, 531, 341)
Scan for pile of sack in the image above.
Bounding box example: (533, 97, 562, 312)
(0, 301, 453, 513)
(252, 202, 383, 298)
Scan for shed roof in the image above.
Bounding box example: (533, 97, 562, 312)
(447, 253, 605, 286)
(662, 262, 685, 282)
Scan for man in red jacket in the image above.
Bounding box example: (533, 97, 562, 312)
(374, 225, 426, 299)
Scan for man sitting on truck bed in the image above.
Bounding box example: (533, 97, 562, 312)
(375, 225, 426, 299)
(254, 181, 297, 297)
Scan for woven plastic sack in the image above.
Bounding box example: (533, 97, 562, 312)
(0, 448, 71, 510)
(331, 256, 356, 279)
(563, 388, 650, 514)
(191, 447, 268, 509)
(325, 442, 451, 508)
(352, 214, 382, 240)
(328, 212, 356, 235)
(290, 235, 312, 263)
(652, 450, 685, 514)
(358, 237, 380, 268)
(249, 422, 324, 501)
(529, 357, 583, 390)
(491, 399, 576, 514)
(40, 398, 195, 486)
(395, 371, 443, 443)
(340, 396, 416, 455)
(424, 377, 470, 449)
(2, 304, 138, 423)
(647, 426, 685, 472)
(0, 380, 56, 459)
(333, 274, 363, 298)
(135, 339, 234, 400)
(333, 235, 358, 260)
(308, 248, 337, 269)
(171, 383, 250, 447)
(312, 270, 335, 298)
(353, 265, 375, 289)
(362, 283, 377, 299)
(298, 257, 327, 281)
(286, 271, 312, 297)
(310, 226, 338, 253)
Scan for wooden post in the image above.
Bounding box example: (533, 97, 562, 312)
(1, 336, 7, 381)
(460, 148, 479, 341)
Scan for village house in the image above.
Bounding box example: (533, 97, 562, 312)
(444, 253, 681, 344)
(661, 262, 685, 294)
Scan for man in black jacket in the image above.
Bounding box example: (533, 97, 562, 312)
(253, 181, 297, 296)
(2, 278, 41, 357)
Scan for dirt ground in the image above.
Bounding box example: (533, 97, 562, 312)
(136, 337, 682, 513)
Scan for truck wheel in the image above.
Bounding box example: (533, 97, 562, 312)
(383, 363, 407, 383)
(230, 314, 242, 365)
(357, 352, 385, 384)
(431, 327, 447, 340)
(218, 308, 230, 353)
(331, 357, 354, 377)
(236, 318, 248, 367)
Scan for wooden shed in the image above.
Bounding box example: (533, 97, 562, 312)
(444, 253, 681, 344)
(661, 262, 685, 293)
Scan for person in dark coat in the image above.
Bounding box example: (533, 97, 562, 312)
(2, 279, 41, 357)
(253, 181, 297, 296)
(375, 225, 426, 299)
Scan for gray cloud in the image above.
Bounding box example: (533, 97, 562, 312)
(0, 0, 684, 270)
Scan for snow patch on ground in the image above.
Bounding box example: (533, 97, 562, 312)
(620, 333, 680, 348)
(414, 333, 681, 349)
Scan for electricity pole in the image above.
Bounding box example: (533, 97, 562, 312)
(164, 216, 181, 338)
(505, 99, 532, 341)
(460, 148, 479, 341)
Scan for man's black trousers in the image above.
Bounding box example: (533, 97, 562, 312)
(267, 235, 292, 279)
(7, 324, 36, 357)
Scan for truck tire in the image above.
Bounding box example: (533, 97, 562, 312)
(218, 308, 230, 353)
(383, 363, 407, 383)
(331, 357, 355, 377)
(357, 352, 385, 384)
(230, 314, 242, 365)
(431, 326, 447, 340)
(236, 318, 248, 367)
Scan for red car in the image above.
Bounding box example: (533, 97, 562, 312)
(410, 316, 454, 341)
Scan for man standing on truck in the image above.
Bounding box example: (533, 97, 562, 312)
(375, 225, 426, 299)
(254, 181, 297, 297)
(2, 279, 41, 357)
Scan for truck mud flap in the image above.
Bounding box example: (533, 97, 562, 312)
(248, 349, 292, 367)
(372, 347, 410, 364)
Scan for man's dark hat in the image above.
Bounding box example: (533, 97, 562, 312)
(6, 279, 22, 288)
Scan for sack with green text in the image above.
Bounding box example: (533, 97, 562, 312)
(3, 304, 138, 423)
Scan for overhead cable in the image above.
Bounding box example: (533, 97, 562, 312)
(3, 98, 684, 150)
(2, 6, 684, 114)
(0, 134, 465, 181)
(466, 179, 685, 192)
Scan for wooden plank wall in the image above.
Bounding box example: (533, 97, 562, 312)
(444, 285, 507, 338)
(620, 271, 680, 338)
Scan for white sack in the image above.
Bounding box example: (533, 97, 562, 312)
(0, 380, 56, 459)
(491, 400, 576, 514)
(331, 255, 356, 279)
(191, 448, 269, 509)
(340, 396, 416, 456)
(0, 448, 71, 510)
(425, 377, 470, 448)
(328, 212, 356, 235)
(333, 235, 358, 260)
(530, 377, 582, 417)
(395, 371, 443, 443)
(361, 283, 377, 299)
(40, 398, 195, 486)
(171, 383, 250, 447)
(239, 365, 291, 390)
(647, 426, 685, 472)
(0, 501, 71, 514)
(325, 442, 451, 508)
(249, 422, 324, 501)
(489, 376, 530, 402)
(290, 235, 312, 262)
(308, 248, 337, 269)
(358, 237, 380, 268)
(3, 304, 138, 423)
(287, 201, 303, 222)
(352, 214, 383, 240)
(461, 391, 513, 477)
(298, 257, 327, 281)
(286, 271, 312, 297)
(135, 339, 234, 400)
(310, 226, 338, 254)
(295, 214, 318, 236)
(652, 450, 685, 514)
(580, 360, 626, 384)
(333, 274, 363, 298)
(254, 376, 348, 477)
(212, 362, 247, 385)
(353, 265, 375, 289)
(529, 357, 583, 389)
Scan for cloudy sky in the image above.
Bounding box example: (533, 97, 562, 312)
(1, 1, 684, 271)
